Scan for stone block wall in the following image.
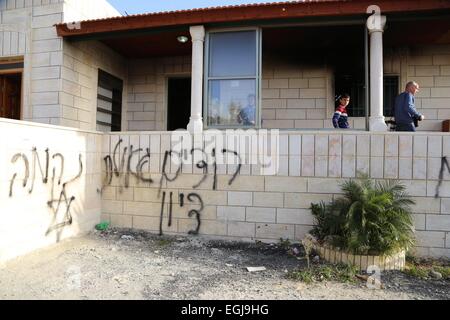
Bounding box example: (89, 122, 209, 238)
(127, 56, 191, 131)
(100, 130, 450, 259)
(0, 0, 122, 129)
(0, 117, 103, 263)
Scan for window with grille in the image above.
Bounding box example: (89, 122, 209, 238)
(383, 75, 399, 117)
(96, 70, 123, 132)
(334, 75, 399, 118)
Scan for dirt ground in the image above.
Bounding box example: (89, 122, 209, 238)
(0, 228, 449, 300)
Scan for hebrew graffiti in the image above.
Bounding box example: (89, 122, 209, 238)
(435, 156, 450, 198)
(100, 139, 154, 193)
(101, 139, 242, 237)
(158, 191, 203, 236)
(9, 153, 29, 197)
(9, 147, 83, 236)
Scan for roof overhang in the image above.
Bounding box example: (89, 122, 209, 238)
(56, 0, 450, 39)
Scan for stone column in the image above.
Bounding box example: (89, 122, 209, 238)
(367, 15, 388, 131)
(187, 25, 205, 133)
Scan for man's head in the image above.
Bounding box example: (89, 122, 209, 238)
(405, 81, 419, 95)
(247, 94, 256, 106)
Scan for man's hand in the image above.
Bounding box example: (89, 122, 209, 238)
(420, 115, 425, 121)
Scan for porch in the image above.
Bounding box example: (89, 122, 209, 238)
(55, 1, 450, 133)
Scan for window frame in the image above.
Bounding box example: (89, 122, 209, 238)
(383, 74, 400, 118)
(203, 27, 262, 129)
(97, 69, 123, 132)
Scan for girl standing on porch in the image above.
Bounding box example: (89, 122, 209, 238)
(332, 93, 350, 129)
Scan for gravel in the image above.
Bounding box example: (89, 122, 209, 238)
(0, 228, 448, 300)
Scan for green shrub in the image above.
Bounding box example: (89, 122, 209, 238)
(310, 177, 415, 255)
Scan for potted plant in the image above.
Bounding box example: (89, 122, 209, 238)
(306, 177, 415, 271)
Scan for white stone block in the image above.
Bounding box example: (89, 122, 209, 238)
(427, 158, 443, 180)
(228, 191, 252, 206)
(370, 157, 384, 178)
(384, 157, 398, 179)
(253, 192, 283, 208)
(314, 156, 328, 177)
(255, 223, 295, 240)
(401, 180, 427, 196)
(289, 135, 301, 155)
(307, 178, 342, 194)
(284, 193, 333, 209)
(428, 136, 442, 158)
(442, 198, 450, 214)
(399, 158, 412, 179)
(277, 208, 313, 225)
(302, 135, 314, 156)
(357, 135, 370, 156)
(328, 156, 342, 178)
(315, 135, 328, 156)
(415, 231, 445, 248)
(370, 135, 384, 157)
(301, 156, 314, 176)
(289, 155, 301, 176)
(246, 207, 276, 223)
(399, 135, 413, 157)
(385, 134, 398, 157)
(265, 176, 307, 193)
(217, 206, 245, 221)
(329, 135, 341, 157)
(227, 222, 255, 238)
(342, 135, 356, 157)
(413, 158, 427, 180)
(342, 156, 356, 178)
(356, 157, 370, 177)
(413, 136, 428, 157)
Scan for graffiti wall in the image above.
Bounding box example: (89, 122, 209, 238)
(1, 118, 449, 261)
(101, 131, 450, 259)
(0, 118, 102, 263)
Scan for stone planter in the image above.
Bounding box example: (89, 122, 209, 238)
(303, 234, 406, 271)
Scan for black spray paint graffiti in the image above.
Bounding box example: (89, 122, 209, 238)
(9, 148, 83, 236)
(158, 148, 241, 196)
(102, 139, 242, 236)
(435, 156, 450, 198)
(158, 191, 203, 236)
(101, 139, 153, 192)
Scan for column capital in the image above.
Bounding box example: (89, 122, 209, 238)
(366, 15, 386, 34)
(189, 25, 205, 42)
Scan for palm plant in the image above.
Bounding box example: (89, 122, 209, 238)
(310, 177, 415, 255)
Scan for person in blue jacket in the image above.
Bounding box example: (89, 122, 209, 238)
(332, 93, 350, 129)
(394, 81, 425, 132)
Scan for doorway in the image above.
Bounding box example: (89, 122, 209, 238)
(167, 77, 191, 131)
(0, 73, 22, 120)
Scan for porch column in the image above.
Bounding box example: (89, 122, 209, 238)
(367, 15, 388, 131)
(187, 25, 205, 133)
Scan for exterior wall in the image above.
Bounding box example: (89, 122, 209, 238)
(0, 117, 102, 263)
(0, 0, 122, 128)
(261, 52, 366, 130)
(127, 56, 191, 131)
(384, 44, 450, 132)
(101, 131, 450, 259)
(61, 40, 127, 130)
(262, 45, 450, 131)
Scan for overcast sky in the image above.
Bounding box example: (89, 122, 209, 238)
(107, 0, 278, 15)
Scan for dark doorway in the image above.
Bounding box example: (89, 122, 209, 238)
(167, 77, 191, 131)
(0, 73, 21, 120)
